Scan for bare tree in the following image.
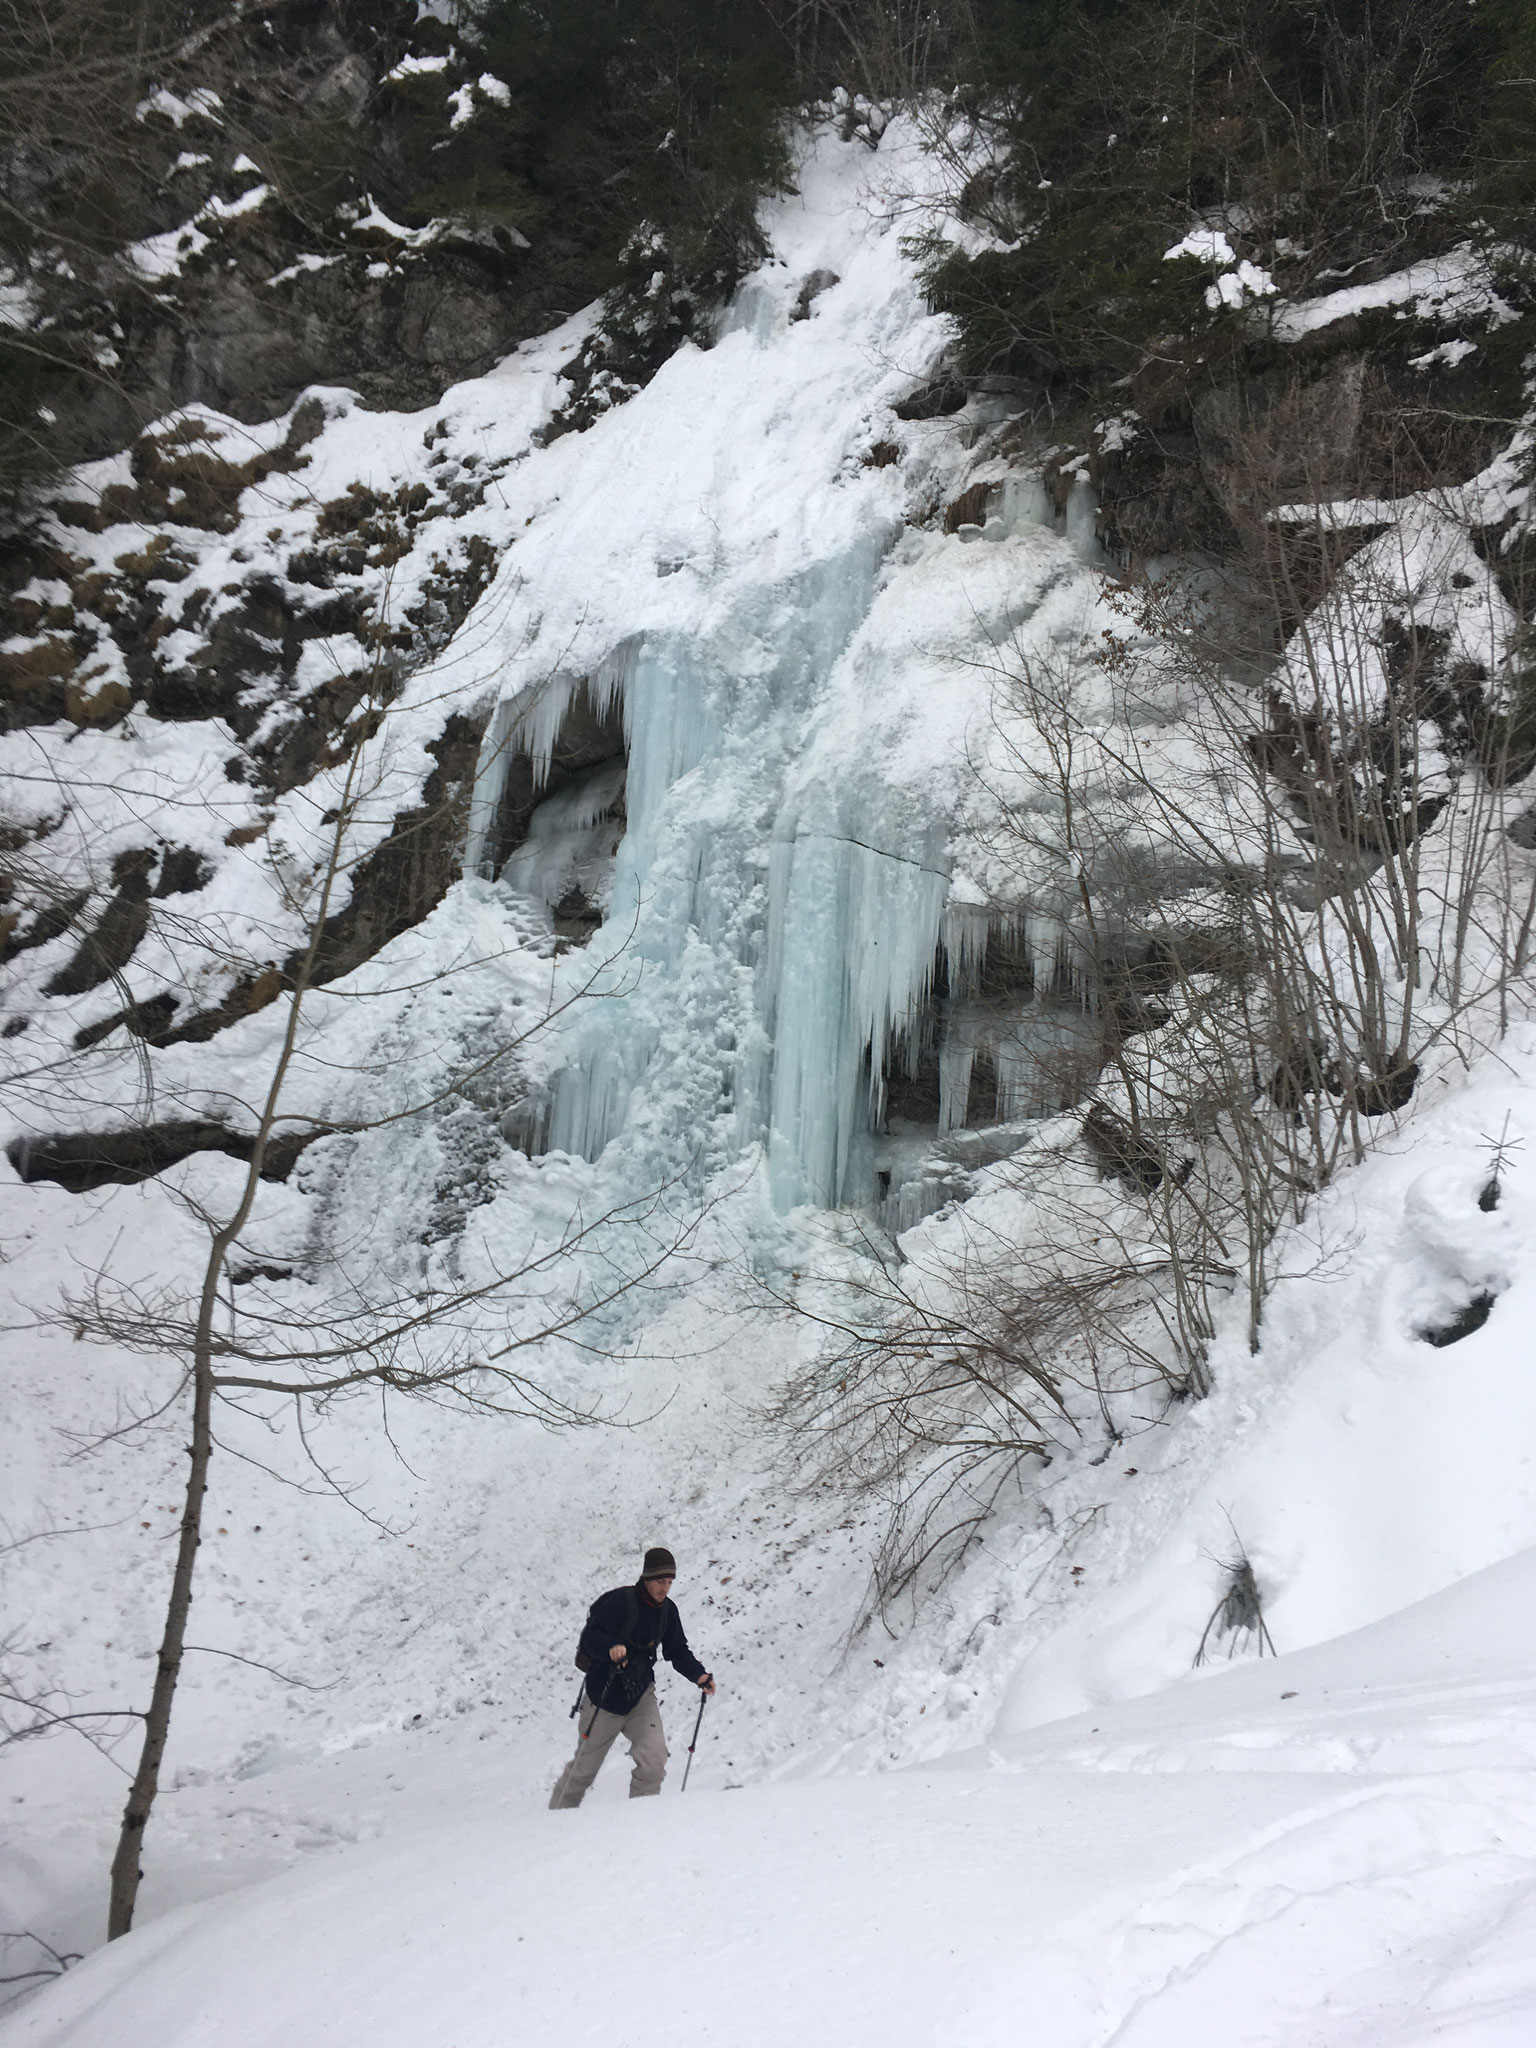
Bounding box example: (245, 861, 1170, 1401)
(764, 1192, 1187, 1609)
(770, 0, 981, 99)
(971, 515, 1530, 1357)
(0, 1931, 82, 1994)
(15, 653, 692, 1939)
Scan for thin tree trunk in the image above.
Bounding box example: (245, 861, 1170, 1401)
(106, 1350, 213, 1938)
(105, 688, 374, 1937)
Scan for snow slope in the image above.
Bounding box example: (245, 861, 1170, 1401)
(6, 974, 1535, 2038)
(6, 1547, 1536, 2048)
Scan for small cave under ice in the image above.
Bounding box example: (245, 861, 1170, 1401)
(866, 919, 1102, 1233)
(483, 679, 628, 942)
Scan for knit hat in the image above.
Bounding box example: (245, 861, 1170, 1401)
(642, 1546, 677, 1580)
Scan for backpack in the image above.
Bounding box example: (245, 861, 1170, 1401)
(574, 1586, 645, 1672)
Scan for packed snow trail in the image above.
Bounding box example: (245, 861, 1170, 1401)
(5, 1549, 1536, 2048)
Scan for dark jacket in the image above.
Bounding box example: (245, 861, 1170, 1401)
(578, 1581, 707, 1714)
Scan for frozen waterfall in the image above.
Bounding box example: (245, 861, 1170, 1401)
(465, 539, 965, 1210)
(443, 121, 1109, 1224)
(465, 533, 1099, 1217)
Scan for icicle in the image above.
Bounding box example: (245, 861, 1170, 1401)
(1030, 914, 1062, 999)
(993, 1035, 1035, 1122)
(998, 475, 1053, 536)
(463, 695, 519, 878)
(938, 1039, 975, 1134)
(1065, 479, 1103, 563)
(546, 1040, 645, 1162)
(517, 641, 637, 792)
(461, 641, 639, 878)
(886, 1172, 964, 1235)
(941, 900, 992, 1000)
(766, 809, 951, 1210)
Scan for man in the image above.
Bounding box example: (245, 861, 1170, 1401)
(549, 1546, 716, 1808)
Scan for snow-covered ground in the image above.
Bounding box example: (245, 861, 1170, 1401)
(5, 116, 1536, 2043)
(7, 1018, 1535, 2041)
(6, 1542, 1536, 2047)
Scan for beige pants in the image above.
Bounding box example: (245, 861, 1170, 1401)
(549, 1685, 668, 1808)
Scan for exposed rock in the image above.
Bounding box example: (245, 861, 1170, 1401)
(1354, 1059, 1418, 1118)
(0, 632, 77, 731)
(1267, 1034, 1342, 1118)
(113, 709, 489, 1050)
(300, 710, 486, 990)
(73, 991, 178, 1051)
(6, 1118, 320, 1194)
(0, 887, 90, 967)
(894, 375, 968, 422)
(2, 380, 512, 1064)
(1418, 1288, 1497, 1347)
(65, 663, 134, 727)
(1193, 358, 1366, 514)
(1082, 1101, 1176, 1195)
(1089, 408, 1237, 563)
(42, 849, 157, 999)
(551, 884, 603, 942)
(307, 50, 374, 125)
(944, 480, 999, 534)
(791, 270, 840, 321)
(132, 965, 284, 1051)
(122, 237, 537, 432)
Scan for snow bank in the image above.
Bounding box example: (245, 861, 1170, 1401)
(1271, 246, 1519, 341)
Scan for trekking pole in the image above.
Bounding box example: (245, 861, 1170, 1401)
(680, 1687, 708, 1792)
(579, 1655, 624, 1740)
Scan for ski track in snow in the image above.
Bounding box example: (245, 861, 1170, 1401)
(4, 122, 1536, 2043)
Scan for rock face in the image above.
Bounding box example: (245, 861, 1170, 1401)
(0, 401, 509, 1093)
(7, 1118, 316, 1193)
(0, 4, 585, 475)
(1, 6, 681, 1104)
(294, 710, 486, 997)
(0, 315, 516, 1055)
(117, 218, 537, 440)
(41, 849, 159, 1001)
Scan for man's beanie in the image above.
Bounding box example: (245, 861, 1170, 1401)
(642, 1547, 677, 1579)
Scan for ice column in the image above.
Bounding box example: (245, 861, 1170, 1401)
(1065, 479, 1104, 563)
(543, 634, 725, 1163)
(765, 798, 951, 1210)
